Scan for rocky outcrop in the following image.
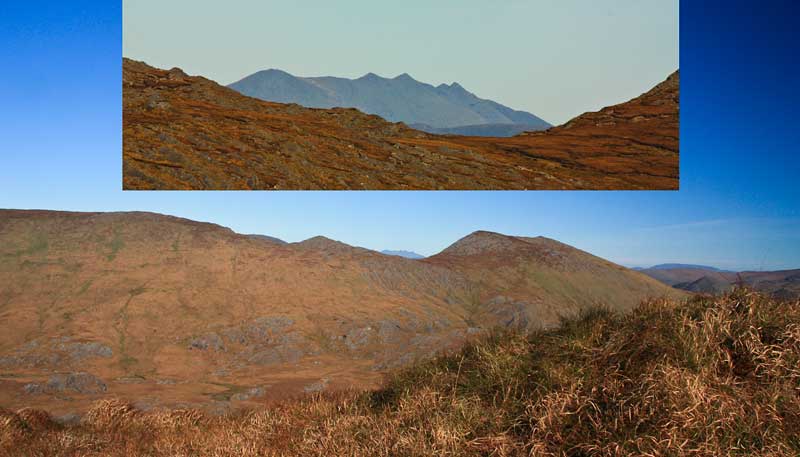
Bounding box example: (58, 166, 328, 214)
(24, 373, 107, 395)
(0, 339, 113, 369)
(230, 387, 266, 401)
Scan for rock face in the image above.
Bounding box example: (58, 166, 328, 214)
(24, 373, 107, 395)
(0, 338, 113, 369)
(228, 68, 551, 133)
(123, 59, 679, 190)
(0, 209, 683, 413)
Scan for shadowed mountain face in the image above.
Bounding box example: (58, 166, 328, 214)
(228, 69, 551, 135)
(122, 59, 679, 190)
(0, 210, 682, 415)
(640, 265, 800, 298)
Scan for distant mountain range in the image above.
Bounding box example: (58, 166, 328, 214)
(228, 69, 551, 137)
(380, 250, 425, 259)
(646, 263, 729, 272)
(639, 264, 799, 298)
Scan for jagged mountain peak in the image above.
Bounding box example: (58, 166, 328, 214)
(227, 66, 550, 132)
(358, 72, 383, 81)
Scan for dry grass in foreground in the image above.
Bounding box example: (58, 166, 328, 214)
(2, 290, 799, 456)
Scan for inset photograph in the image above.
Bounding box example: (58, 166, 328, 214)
(123, 1, 679, 190)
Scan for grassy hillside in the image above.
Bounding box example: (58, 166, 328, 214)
(2, 289, 798, 456)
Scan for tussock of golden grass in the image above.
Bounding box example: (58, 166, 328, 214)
(2, 290, 798, 456)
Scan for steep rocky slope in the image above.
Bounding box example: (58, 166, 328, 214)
(0, 210, 681, 416)
(123, 59, 679, 190)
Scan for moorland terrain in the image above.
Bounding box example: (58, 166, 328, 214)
(123, 59, 679, 190)
(2, 290, 798, 456)
(0, 209, 680, 419)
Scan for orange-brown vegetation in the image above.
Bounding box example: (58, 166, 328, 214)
(2, 290, 798, 456)
(0, 210, 680, 417)
(123, 59, 679, 190)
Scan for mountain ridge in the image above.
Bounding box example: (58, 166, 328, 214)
(381, 250, 425, 259)
(228, 68, 551, 134)
(640, 264, 800, 298)
(0, 209, 682, 415)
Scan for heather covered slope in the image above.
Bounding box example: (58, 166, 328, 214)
(3, 291, 798, 456)
(0, 210, 679, 416)
(424, 232, 680, 328)
(123, 59, 679, 190)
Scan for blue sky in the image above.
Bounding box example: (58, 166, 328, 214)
(1, 0, 799, 271)
(122, 0, 678, 125)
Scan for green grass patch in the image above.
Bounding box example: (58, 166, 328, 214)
(120, 355, 139, 370)
(78, 280, 93, 295)
(106, 226, 125, 261)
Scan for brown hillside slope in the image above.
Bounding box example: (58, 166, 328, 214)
(424, 231, 680, 328)
(0, 210, 679, 416)
(3, 291, 797, 456)
(123, 59, 679, 190)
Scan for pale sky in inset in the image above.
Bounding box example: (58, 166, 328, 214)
(123, 0, 678, 125)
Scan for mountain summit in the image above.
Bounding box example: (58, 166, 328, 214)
(228, 69, 551, 136)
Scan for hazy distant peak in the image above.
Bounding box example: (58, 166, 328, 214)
(438, 81, 470, 95)
(228, 67, 551, 131)
(255, 68, 292, 77)
(649, 263, 724, 271)
(358, 72, 383, 81)
(381, 250, 425, 259)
